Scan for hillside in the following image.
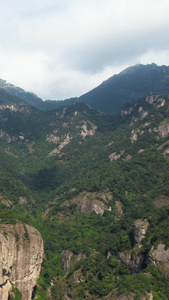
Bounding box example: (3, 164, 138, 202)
(0, 89, 169, 299)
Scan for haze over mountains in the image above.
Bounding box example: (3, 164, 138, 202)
(1, 63, 169, 114)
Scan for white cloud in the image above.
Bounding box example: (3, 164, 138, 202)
(0, 0, 169, 99)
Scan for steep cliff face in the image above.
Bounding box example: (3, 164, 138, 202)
(118, 219, 149, 272)
(0, 224, 44, 300)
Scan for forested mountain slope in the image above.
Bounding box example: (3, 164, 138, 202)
(0, 89, 169, 299)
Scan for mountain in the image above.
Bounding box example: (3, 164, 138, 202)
(1, 88, 169, 298)
(78, 63, 169, 114)
(2, 63, 169, 115)
(0, 78, 43, 108)
(37, 63, 169, 114)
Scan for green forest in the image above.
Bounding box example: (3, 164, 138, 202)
(0, 90, 169, 299)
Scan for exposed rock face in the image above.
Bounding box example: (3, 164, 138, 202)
(73, 269, 85, 283)
(146, 95, 159, 105)
(48, 133, 72, 156)
(109, 152, 121, 161)
(46, 134, 60, 144)
(148, 242, 169, 276)
(0, 104, 30, 114)
(124, 154, 132, 161)
(62, 191, 113, 215)
(118, 219, 149, 272)
(130, 130, 138, 143)
(118, 249, 145, 273)
(121, 106, 133, 117)
(154, 196, 169, 208)
(81, 121, 97, 138)
(0, 224, 44, 300)
(109, 150, 125, 162)
(71, 196, 108, 215)
(0, 129, 17, 143)
(61, 250, 86, 274)
(158, 121, 169, 138)
(133, 219, 149, 245)
(114, 201, 123, 219)
(61, 250, 74, 273)
(146, 95, 166, 108)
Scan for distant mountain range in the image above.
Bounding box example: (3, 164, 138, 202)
(1, 63, 169, 114)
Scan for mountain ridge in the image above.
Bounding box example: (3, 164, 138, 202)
(0, 78, 43, 108)
(1, 63, 169, 115)
(77, 63, 169, 114)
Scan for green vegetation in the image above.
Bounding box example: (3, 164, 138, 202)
(0, 90, 169, 298)
(8, 287, 22, 300)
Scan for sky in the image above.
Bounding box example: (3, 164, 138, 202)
(0, 0, 169, 100)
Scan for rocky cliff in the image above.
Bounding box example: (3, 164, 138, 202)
(118, 219, 149, 272)
(61, 191, 113, 215)
(148, 242, 169, 277)
(0, 224, 44, 300)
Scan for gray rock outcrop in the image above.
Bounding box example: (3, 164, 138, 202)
(118, 249, 145, 273)
(62, 191, 113, 215)
(0, 224, 44, 300)
(61, 250, 74, 273)
(133, 219, 149, 245)
(118, 219, 149, 272)
(148, 242, 169, 277)
(61, 250, 86, 274)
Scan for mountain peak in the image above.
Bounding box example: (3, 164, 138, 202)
(78, 63, 169, 114)
(119, 63, 159, 75)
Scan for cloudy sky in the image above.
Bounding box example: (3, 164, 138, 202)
(0, 0, 169, 100)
